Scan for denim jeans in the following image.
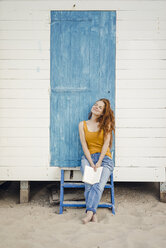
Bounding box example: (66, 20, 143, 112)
(80, 152, 114, 214)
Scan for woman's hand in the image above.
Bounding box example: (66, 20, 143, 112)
(94, 161, 102, 171)
(90, 162, 96, 171)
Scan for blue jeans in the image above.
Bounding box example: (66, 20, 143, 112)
(80, 152, 114, 214)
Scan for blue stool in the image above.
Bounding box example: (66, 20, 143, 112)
(59, 167, 115, 215)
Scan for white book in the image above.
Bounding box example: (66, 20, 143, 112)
(82, 165, 103, 185)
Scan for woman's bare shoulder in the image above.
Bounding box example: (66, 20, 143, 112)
(78, 121, 84, 128)
(79, 120, 87, 129)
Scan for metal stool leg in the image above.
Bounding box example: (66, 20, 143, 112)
(59, 169, 64, 214)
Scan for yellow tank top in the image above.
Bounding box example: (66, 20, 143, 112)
(83, 121, 112, 159)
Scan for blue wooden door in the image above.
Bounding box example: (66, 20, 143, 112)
(50, 11, 116, 167)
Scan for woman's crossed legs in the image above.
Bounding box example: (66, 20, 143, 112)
(80, 153, 114, 224)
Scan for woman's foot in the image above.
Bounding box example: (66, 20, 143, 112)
(91, 213, 97, 222)
(82, 211, 93, 224)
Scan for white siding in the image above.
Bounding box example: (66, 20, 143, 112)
(0, 0, 165, 181)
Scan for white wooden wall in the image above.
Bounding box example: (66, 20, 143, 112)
(0, 0, 165, 181)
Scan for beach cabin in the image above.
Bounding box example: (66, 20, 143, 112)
(0, 0, 166, 203)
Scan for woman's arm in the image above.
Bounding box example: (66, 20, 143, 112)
(78, 121, 95, 169)
(95, 132, 111, 169)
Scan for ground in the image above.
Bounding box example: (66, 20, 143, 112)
(0, 181, 165, 248)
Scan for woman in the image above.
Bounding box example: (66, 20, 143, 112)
(79, 98, 115, 224)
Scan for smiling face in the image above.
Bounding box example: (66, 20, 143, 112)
(91, 100, 105, 117)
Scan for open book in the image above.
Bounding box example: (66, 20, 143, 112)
(82, 165, 103, 185)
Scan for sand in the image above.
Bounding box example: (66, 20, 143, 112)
(0, 181, 166, 248)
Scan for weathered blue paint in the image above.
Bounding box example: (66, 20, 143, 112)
(50, 11, 116, 167)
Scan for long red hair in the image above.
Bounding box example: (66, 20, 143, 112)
(88, 98, 115, 149)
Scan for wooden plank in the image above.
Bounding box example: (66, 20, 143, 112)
(0, 137, 49, 147)
(0, 118, 49, 128)
(0, 99, 49, 108)
(0, 69, 49, 79)
(0, 60, 49, 69)
(0, 30, 49, 40)
(0, 50, 166, 60)
(116, 89, 166, 98)
(117, 30, 166, 40)
(116, 127, 166, 137)
(116, 50, 166, 60)
(0, 127, 49, 137)
(1, 19, 164, 32)
(160, 20, 166, 29)
(0, 20, 49, 30)
(115, 157, 166, 168)
(0, 89, 49, 99)
(116, 109, 166, 118)
(117, 68, 166, 79)
(0, 50, 49, 59)
(0, 166, 165, 182)
(0, 8, 50, 21)
(116, 99, 166, 109)
(3, 60, 166, 71)
(117, 20, 161, 31)
(117, 61, 166, 70)
(0, 1, 166, 12)
(0, 166, 61, 180)
(117, 40, 166, 50)
(1, 19, 164, 33)
(116, 137, 166, 147)
(114, 167, 165, 182)
(20, 181, 30, 203)
(0, 2, 164, 26)
(0, 157, 49, 167)
(117, 10, 166, 20)
(0, 109, 49, 118)
(0, 80, 49, 88)
(160, 182, 166, 203)
(116, 146, 166, 157)
(116, 69, 166, 79)
(117, 79, 166, 89)
(116, 118, 166, 128)
(0, 146, 49, 157)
